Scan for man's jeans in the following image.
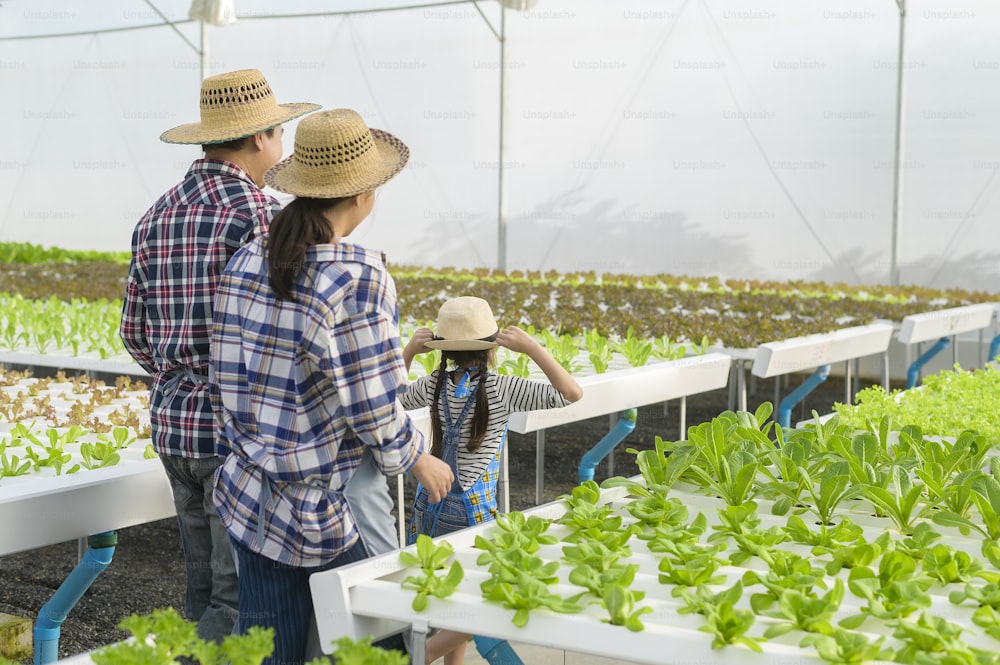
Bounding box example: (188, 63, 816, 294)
(160, 454, 238, 641)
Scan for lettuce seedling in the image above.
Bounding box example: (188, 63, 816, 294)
(840, 550, 933, 628)
(762, 579, 844, 638)
(92, 608, 274, 665)
(921, 543, 998, 585)
(699, 600, 761, 652)
(801, 628, 894, 664)
(742, 550, 827, 614)
(891, 612, 969, 664)
(825, 533, 889, 576)
(318, 636, 407, 665)
(783, 515, 864, 553)
(400, 534, 465, 612)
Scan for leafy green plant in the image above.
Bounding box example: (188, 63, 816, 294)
(921, 543, 998, 585)
(856, 466, 938, 535)
(801, 628, 895, 664)
(319, 636, 407, 665)
(761, 579, 844, 638)
(890, 612, 971, 665)
(399, 534, 465, 611)
(825, 533, 890, 575)
(568, 562, 652, 631)
(613, 327, 653, 368)
(583, 329, 613, 374)
(840, 549, 934, 628)
(479, 549, 580, 627)
(91, 608, 273, 665)
(933, 464, 1000, 540)
(742, 550, 827, 615)
(79, 441, 121, 470)
(782, 515, 864, 553)
(698, 601, 761, 652)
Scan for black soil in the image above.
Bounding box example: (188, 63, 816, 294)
(0, 374, 868, 660)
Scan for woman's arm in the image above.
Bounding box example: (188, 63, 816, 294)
(496, 326, 583, 402)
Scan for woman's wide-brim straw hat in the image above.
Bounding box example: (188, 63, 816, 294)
(264, 109, 409, 199)
(425, 297, 500, 351)
(160, 69, 320, 145)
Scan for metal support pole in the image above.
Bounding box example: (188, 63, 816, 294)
(889, 0, 907, 286)
(497, 7, 508, 271)
(535, 429, 545, 505)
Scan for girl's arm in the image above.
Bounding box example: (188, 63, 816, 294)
(496, 325, 583, 402)
(402, 327, 434, 371)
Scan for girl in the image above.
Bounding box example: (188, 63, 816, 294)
(210, 109, 453, 665)
(401, 296, 583, 665)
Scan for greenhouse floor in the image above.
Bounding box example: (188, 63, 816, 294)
(0, 372, 868, 663)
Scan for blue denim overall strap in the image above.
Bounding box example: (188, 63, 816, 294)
(440, 375, 481, 492)
(409, 374, 483, 541)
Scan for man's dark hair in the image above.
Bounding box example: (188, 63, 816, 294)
(201, 127, 275, 153)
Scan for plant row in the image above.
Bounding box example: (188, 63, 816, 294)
(2, 248, 997, 348)
(1, 241, 992, 307)
(0, 294, 128, 358)
(398, 404, 1000, 664)
(0, 293, 705, 375)
(834, 364, 1000, 443)
(0, 370, 152, 484)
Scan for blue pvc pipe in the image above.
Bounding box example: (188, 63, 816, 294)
(905, 337, 950, 389)
(474, 636, 524, 665)
(990, 335, 1000, 364)
(578, 409, 638, 484)
(34, 532, 117, 665)
(777, 365, 831, 429)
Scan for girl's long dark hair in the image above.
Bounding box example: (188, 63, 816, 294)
(430, 350, 491, 457)
(267, 197, 348, 301)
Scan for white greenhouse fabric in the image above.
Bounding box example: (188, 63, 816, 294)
(2, 0, 999, 289)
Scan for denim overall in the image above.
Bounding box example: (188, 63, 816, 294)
(408, 375, 505, 544)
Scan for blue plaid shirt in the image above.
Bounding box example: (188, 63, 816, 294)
(120, 159, 279, 458)
(211, 237, 426, 567)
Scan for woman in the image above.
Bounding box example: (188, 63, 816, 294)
(210, 109, 453, 665)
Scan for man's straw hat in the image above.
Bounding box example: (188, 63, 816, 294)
(160, 69, 319, 145)
(425, 297, 500, 351)
(264, 109, 409, 199)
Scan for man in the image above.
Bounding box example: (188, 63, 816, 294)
(120, 68, 319, 641)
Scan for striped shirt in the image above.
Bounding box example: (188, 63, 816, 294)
(211, 237, 425, 567)
(400, 372, 568, 490)
(120, 159, 279, 458)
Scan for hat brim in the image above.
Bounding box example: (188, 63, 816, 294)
(159, 102, 321, 145)
(424, 339, 498, 351)
(263, 128, 409, 198)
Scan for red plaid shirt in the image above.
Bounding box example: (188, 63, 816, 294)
(120, 159, 281, 457)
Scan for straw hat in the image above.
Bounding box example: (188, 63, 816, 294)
(264, 109, 409, 198)
(425, 297, 500, 351)
(160, 69, 320, 145)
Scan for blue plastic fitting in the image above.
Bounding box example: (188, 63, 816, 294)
(473, 636, 524, 665)
(34, 532, 118, 665)
(578, 408, 638, 484)
(905, 336, 950, 389)
(989, 335, 1000, 365)
(777, 365, 831, 429)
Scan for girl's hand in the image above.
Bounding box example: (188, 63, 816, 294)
(496, 325, 539, 354)
(405, 327, 435, 356)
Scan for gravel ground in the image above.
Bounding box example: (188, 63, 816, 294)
(0, 374, 865, 661)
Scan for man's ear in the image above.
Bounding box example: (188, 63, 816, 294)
(251, 131, 266, 151)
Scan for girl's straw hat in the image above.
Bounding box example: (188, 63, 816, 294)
(425, 297, 499, 351)
(160, 69, 320, 145)
(264, 109, 409, 198)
